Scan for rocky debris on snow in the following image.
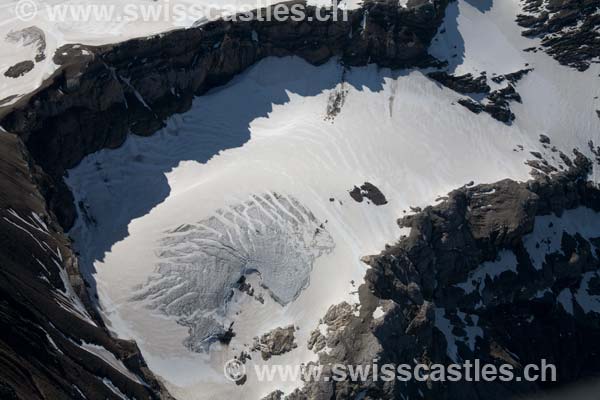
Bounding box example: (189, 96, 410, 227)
(539, 134, 551, 145)
(4, 61, 34, 78)
(277, 148, 600, 400)
(491, 68, 533, 85)
(325, 72, 349, 121)
(252, 326, 297, 360)
(262, 390, 285, 400)
(5, 26, 47, 62)
(218, 323, 236, 344)
(307, 328, 327, 353)
(517, 0, 600, 71)
(238, 350, 252, 363)
(349, 182, 388, 205)
(530, 151, 543, 159)
(459, 84, 522, 123)
(485, 84, 522, 122)
(238, 276, 266, 304)
(427, 71, 490, 94)
(428, 67, 531, 124)
(588, 140, 600, 165)
(457, 98, 485, 113)
(526, 159, 558, 176)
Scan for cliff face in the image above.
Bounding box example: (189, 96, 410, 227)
(517, 0, 600, 72)
(0, 0, 449, 230)
(0, 132, 172, 399)
(283, 151, 600, 400)
(0, 1, 450, 398)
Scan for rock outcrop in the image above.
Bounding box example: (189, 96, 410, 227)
(282, 150, 600, 399)
(253, 326, 298, 360)
(0, 2, 452, 397)
(427, 71, 490, 94)
(4, 61, 35, 78)
(0, 0, 450, 230)
(349, 182, 389, 205)
(517, 0, 600, 71)
(0, 131, 172, 399)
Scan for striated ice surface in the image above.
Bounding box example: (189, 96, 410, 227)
(130, 192, 334, 351)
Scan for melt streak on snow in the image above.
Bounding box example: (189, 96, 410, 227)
(63, 0, 600, 399)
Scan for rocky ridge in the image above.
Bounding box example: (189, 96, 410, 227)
(428, 69, 533, 124)
(517, 0, 600, 71)
(0, 131, 172, 399)
(0, 0, 449, 230)
(0, 1, 451, 398)
(252, 326, 298, 360)
(268, 147, 600, 400)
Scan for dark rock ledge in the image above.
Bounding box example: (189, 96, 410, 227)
(252, 325, 298, 360)
(349, 182, 388, 205)
(270, 150, 600, 400)
(428, 69, 532, 124)
(1, 0, 450, 230)
(517, 0, 600, 71)
(0, 132, 172, 400)
(0, 1, 451, 398)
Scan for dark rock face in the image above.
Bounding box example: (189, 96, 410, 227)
(0, 131, 172, 400)
(0, 0, 449, 230)
(4, 61, 34, 78)
(349, 182, 388, 205)
(459, 83, 523, 123)
(0, 3, 452, 397)
(517, 0, 600, 71)
(491, 68, 533, 85)
(281, 151, 600, 400)
(428, 71, 490, 94)
(429, 68, 531, 124)
(253, 326, 298, 360)
(262, 390, 285, 400)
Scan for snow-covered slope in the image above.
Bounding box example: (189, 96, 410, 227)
(64, 0, 600, 399)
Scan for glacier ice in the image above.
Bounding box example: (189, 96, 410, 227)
(130, 192, 334, 351)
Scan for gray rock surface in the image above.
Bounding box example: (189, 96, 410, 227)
(517, 0, 600, 71)
(253, 326, 298, 360)
(4, 61, 34, 78)
(277, 150, 600, 400)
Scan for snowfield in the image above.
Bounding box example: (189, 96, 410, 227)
(56, 0, 600, 399)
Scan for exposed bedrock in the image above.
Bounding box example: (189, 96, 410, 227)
(252, 325, 298, 360)
(0, 132, 172, 400)
(517, 0, 600, 71)
(349, 182, 389, 205)
(427, 71, 490, 94)
(282, 152, 600, 399)
(0, 0, 450, 230)
(427, 69, 532, 124)
(0, 1, 451, 398)
(4, 61, 35, 79)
